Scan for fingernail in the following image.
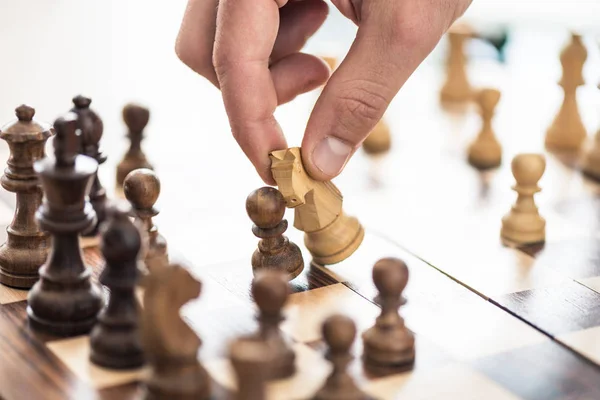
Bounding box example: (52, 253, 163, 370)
(312, 136, 352, 177)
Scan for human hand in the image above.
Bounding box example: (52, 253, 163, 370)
(176, 0, 472, 184)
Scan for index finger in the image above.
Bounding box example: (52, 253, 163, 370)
(214, 0, 287, 184)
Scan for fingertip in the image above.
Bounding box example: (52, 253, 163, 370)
(301, 135, 355, 181)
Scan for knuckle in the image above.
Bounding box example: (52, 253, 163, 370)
(336, 80, 389, 131)
(175, 34, 213, 77)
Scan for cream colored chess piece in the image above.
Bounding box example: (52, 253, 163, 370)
(363, 118, 392, 155)
(501, 154, 546, 246)
(270, 148, 364, 265)
(440, 24, 473, 103)
(322, 56, 337, 72)
(581, 75, 600, 180)
(467, 88, 502, 169)
(582, 127, 600, 181)
(545, 33, 588, 152)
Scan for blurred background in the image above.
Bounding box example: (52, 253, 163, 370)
(0, 0, 599, 263)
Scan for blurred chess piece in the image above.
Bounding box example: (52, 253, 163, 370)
(501, 154, 546, 246)
(581, 78, 600, 180)
(545, 33, 588, 152)
(440, 23, 473, 104)
(467, 88, 502, 169)
(142, 262, 211, 399)
(362, 118, 392, 155)
(230, 338, 272, 400)
(313, 314, 367, 400)
(117, 103, 154, 189)
(362, 258, 415, 374)
(0, 105, 53, 289)
(250, 270, 295, 380)
(71, 95, 107, 237)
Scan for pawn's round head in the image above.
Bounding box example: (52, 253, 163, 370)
(251, 270, 290, 316)
(72, 95, 92, 110)
(511, 154, 546, 186)
(123, 168, 160, 210)
(15, 104, 35, 122)
(372, 258, 409, 297)
(322, 314, 356, 353)
(246, 187, 286, 228)
(123, 103, 150, 132)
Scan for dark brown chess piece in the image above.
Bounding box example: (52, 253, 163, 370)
(27, 112, 103, 336)
(246, 187, 304, 280)
(362, 258, 415, 374)
(117, 103, 153, 188)
(230, 338, 272, 400)
(0, 105, 53, 288)
(90, 202, 145, 369)
(70, 95, 107, 236)
(123, 168, 167, 271)
(142, 262, 211, 400)
(313, 314, 369, 400)
(250, 270, 295, 380)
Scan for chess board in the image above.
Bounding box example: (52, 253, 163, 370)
(2, 26, 600, 400)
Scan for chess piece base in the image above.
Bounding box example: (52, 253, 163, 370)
(440, 86, 472, 103)
(90, 325, 145, 370)
(252, 239, 304, 281)
(467, 140, 502, 170)
(0, 236, 49, 288)
(362, 326, 415, 375)
(27, 278, 103, 336)
(306, 213, 365, 265)
(582, 149, 600, 181)
(27, 303, 100, 337)
(501, 213, 546, 246)
(144, 363, 211, 400)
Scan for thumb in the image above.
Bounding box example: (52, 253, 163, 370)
(301, 1, 446, 180)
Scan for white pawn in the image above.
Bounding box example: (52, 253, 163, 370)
(501, 154, 546, 246)
(362, 118, 392, 155)
(468, 88, 502, 169)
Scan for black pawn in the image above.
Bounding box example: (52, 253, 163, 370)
(71, 95, 107, 236)
(123, 168, 167, 271)
(116, 104, 153, 187)
(362, 258, 415, 375)
(251, 270, 295, 380)
(90, 202, 145, 369)
(313, 315, 368, 400)
(27, 112, 103, 336)
(246, 187, 303, 280)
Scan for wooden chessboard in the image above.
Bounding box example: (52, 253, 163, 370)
(2, 25, 600, 400)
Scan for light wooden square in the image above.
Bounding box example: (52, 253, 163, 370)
(406, 296, 547, 361)
(577, 276, 600, 295)
(282, 283, 380, 343)
(46, 336, 147, 389)
(363, 363, 523, 400)
(0, 286, 28, 304)
(206, 343, 330, 400)
(558, 326, 600, 365)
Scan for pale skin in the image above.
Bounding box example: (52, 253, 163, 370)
(176, 0, 472, 184)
